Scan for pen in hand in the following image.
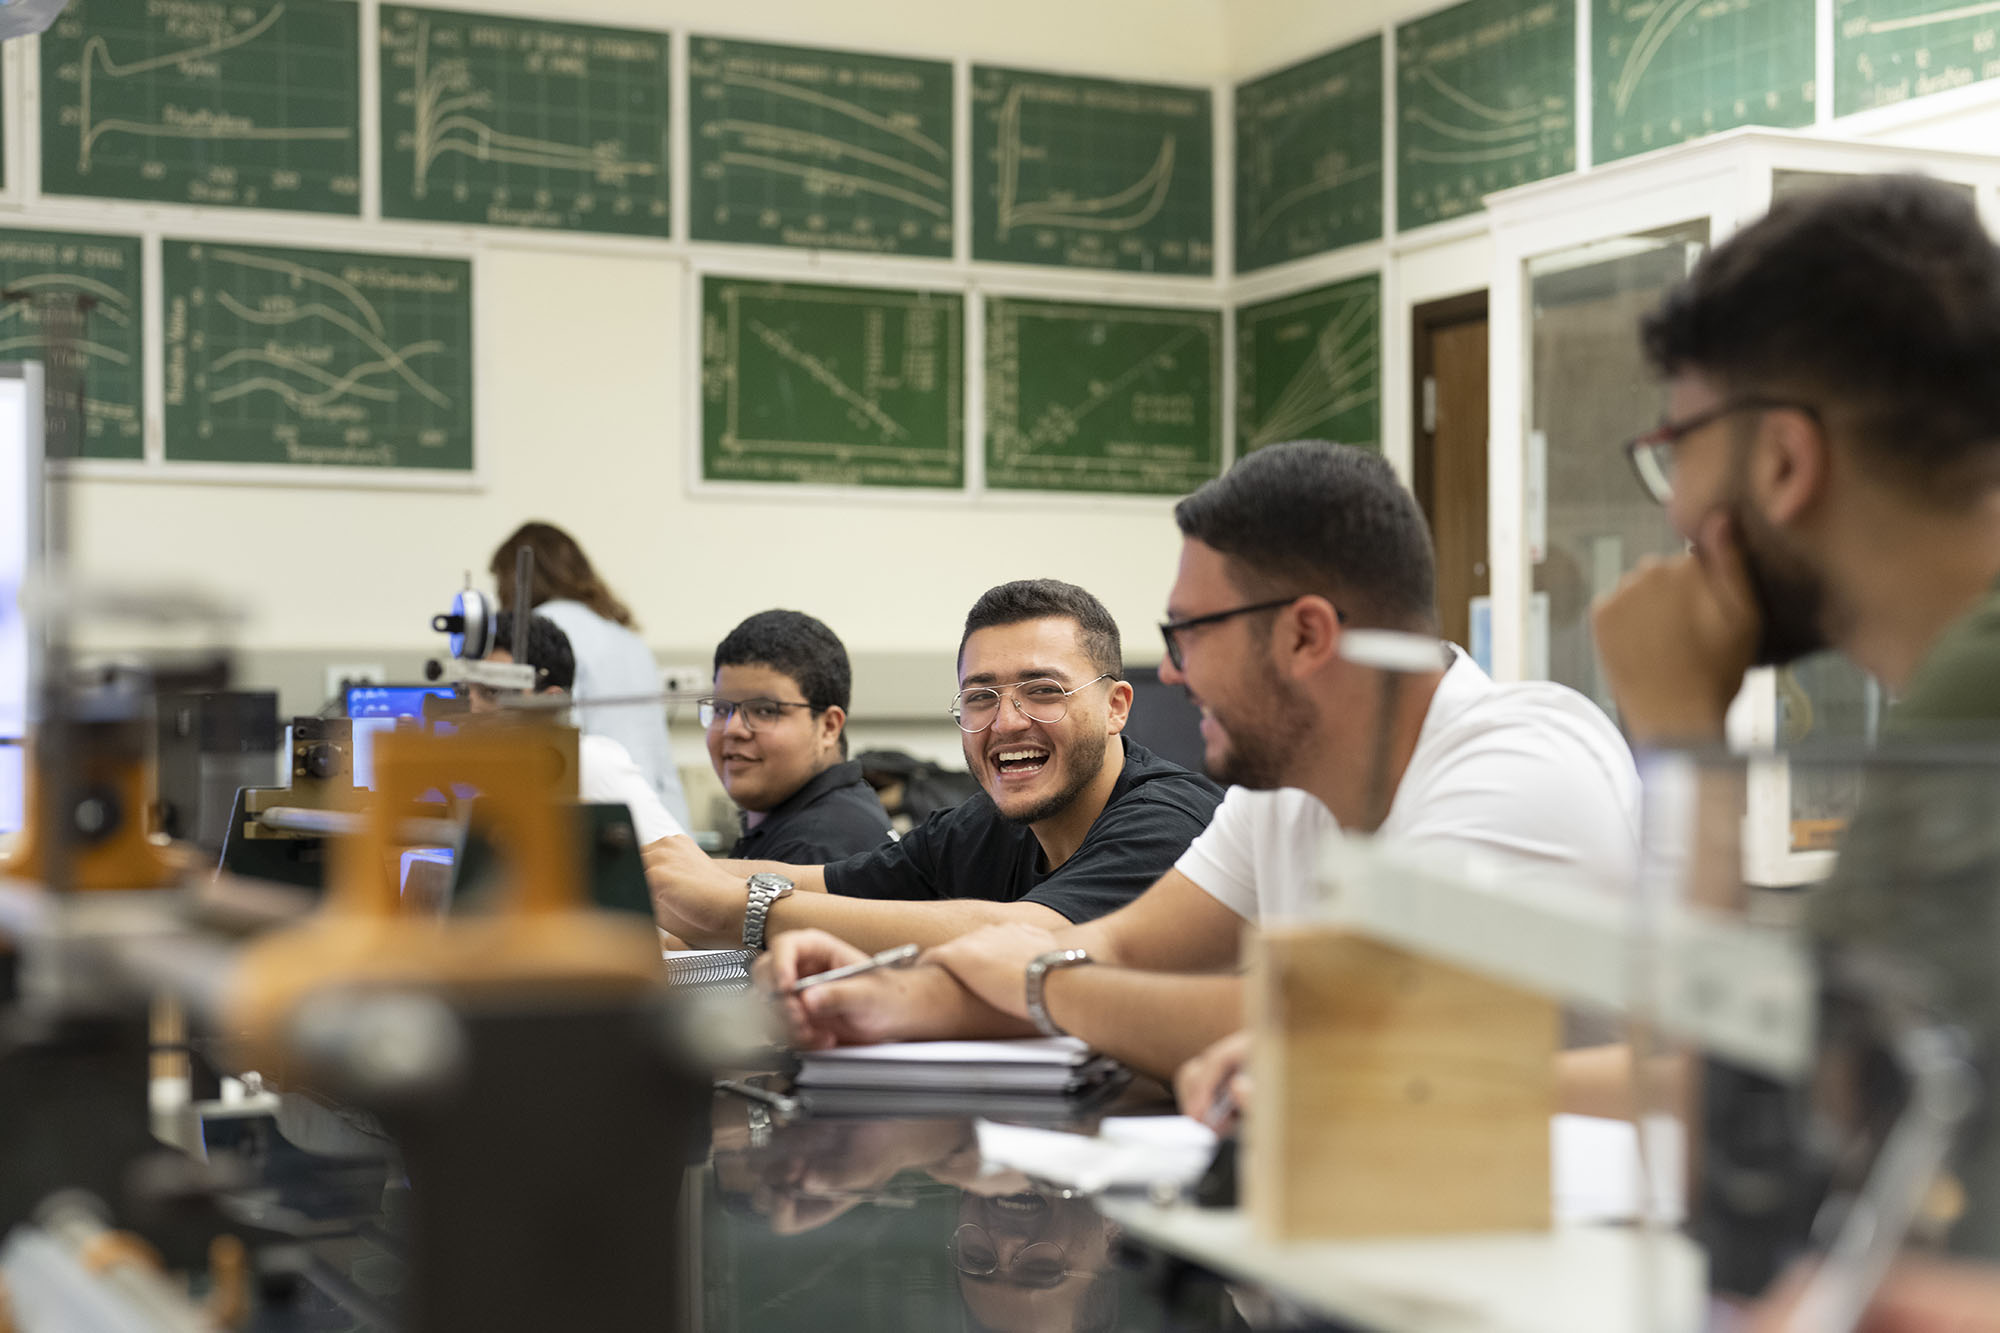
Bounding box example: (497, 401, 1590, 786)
(788, 943, 921, 995)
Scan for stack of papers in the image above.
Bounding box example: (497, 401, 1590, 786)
(793, 1036, 1119, 1094)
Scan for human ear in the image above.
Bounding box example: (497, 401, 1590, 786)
(1276, 595, 1342, 679)
(1102, 679, 1133, 736)
(1755, 408, 1826, 527)
(816, 704, 845, 753)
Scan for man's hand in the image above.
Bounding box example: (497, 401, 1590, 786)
(926, 922, 1064, 1021)
(1592, 512, 1760, 745)
(642, 834, 745, 946)
(1174, 1029, 1251, 1133)
(753, 929, 870, 1048)
(751, 928, 967, 1049)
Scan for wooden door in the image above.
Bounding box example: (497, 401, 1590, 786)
(1412, 293, 1490, 654)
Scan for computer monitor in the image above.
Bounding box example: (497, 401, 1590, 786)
(345, 685, 457, 790)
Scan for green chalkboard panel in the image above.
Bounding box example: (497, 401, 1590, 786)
(985, 297, 1221, 495)
(1836, 0, 2000, 114)
(690, 37, 953, 257)
(701, 276, 963, 488)
(0, 229, 144, 459)
(1236, 274, 1381, 456)
(1235, 37, 1384, 274)
(379, 7, 670, 235)
(40, 0, 360, 213)
(1396, 0, 1575, 230)
(972, 67, 1214, 274)
(1595, 0, 1815, 165)
(161, 240, 472, 470)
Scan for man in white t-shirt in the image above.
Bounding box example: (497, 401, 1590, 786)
(762, 442, 1638, 1081)
(474, 613, 686, 846)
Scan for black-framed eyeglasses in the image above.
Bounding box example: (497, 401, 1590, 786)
(697, 696, 815, 730)
(1623, 397, 1819, 505)
(949, 674, 1114, 734)
(1158, 596, 1344, 672)
(948, 1224, 1090, 1289)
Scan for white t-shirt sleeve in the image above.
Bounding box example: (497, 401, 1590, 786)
(1389, 707, 1640, 891)
(578, 733, 687, 845)
(1174, 786, 1263, 920)
(1174, 787, 1336, 925)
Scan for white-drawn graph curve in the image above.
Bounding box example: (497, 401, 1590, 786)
(994, 85, 1177, 238)
(1405, 67, 1544, 166)
(1000, 325, 1203, 460)
(721, 71, 947, 161)
(747, 318, 909, 441)
(75, 5, 352, 172)
(406, 19, 659, 198)
(1248, 162, 1382, 244)
(1248, 297, 1378, 450)
(1611, 0, 1708, 114)
(1861, 0, 2000, 31)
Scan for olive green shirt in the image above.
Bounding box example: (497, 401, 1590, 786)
(1809, 576, 2000, 1259)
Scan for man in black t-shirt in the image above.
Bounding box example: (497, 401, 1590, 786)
(703, 609, 893, 866)
(643, 580, 1223, 953)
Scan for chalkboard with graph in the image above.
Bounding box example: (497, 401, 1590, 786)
(0, 228, 144, 460)
(161, 240, 473, 470)
(1396, 0, 1574, 230)
(40, 0, 361, 213)
(1234, 36, 1384, 273)
(985, 297, 1221, 495)
(971, 66, 1214, 274)
(689, 36, 954, 256)
(1594, 0, 1816, 165)
(1235, 274, 1381, 456)
(1836, 0, 2000, 115)
(700, 276, 963, 489)
(378, 7, 671, 235)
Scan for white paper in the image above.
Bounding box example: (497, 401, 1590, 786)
(802, 1037, 1093, 1066)
(975, 1115, 1219, 1194)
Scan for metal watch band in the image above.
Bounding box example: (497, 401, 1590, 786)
(1023, 948, 1092, 1038)
(742, 873, 793, 951)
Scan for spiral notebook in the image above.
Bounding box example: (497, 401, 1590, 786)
(663, 948, 755, 990)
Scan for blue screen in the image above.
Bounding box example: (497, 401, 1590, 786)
(345, 685, 456, 719)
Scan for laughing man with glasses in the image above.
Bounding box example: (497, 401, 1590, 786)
(643, 579, 1223, 953)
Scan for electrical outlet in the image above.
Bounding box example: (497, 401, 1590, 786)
(325, 662, 386, 700)
(660, 665, 708, 697)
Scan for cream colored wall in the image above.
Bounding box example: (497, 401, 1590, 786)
(50, 0, 1234, 686)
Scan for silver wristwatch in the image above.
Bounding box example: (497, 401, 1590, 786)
(742, 872, 795, 951)
(1024, 948, 1092, 1038)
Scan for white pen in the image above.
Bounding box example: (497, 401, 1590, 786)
(788, 942, 921, 995)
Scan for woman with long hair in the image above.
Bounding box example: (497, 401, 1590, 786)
(490, 521, 692, 831)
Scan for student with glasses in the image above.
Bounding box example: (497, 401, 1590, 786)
(701, 610, 893, 866)
(762, 442, 1639, 1085)
(1591, 175, 2000, 1308)
(644, 580, 1223, 954)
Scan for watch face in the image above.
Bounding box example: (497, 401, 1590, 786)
(747, 872, 793, 895)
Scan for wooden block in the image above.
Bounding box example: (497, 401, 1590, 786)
(1248, 926, 1557, 1241)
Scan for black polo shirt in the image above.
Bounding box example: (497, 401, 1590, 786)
(820, 740, 1222, 924)
(728, 760, 895, 865)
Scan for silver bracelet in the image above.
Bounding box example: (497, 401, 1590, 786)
(1023, 948, 1092, 1038)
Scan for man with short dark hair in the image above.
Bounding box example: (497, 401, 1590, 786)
(643, 579, 1223, 953)
(1592, 174, 2000, 1279)
(766, 443, 1639, 1077)
(705, 609, 892, 865)
(475, 612, 685, 846)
